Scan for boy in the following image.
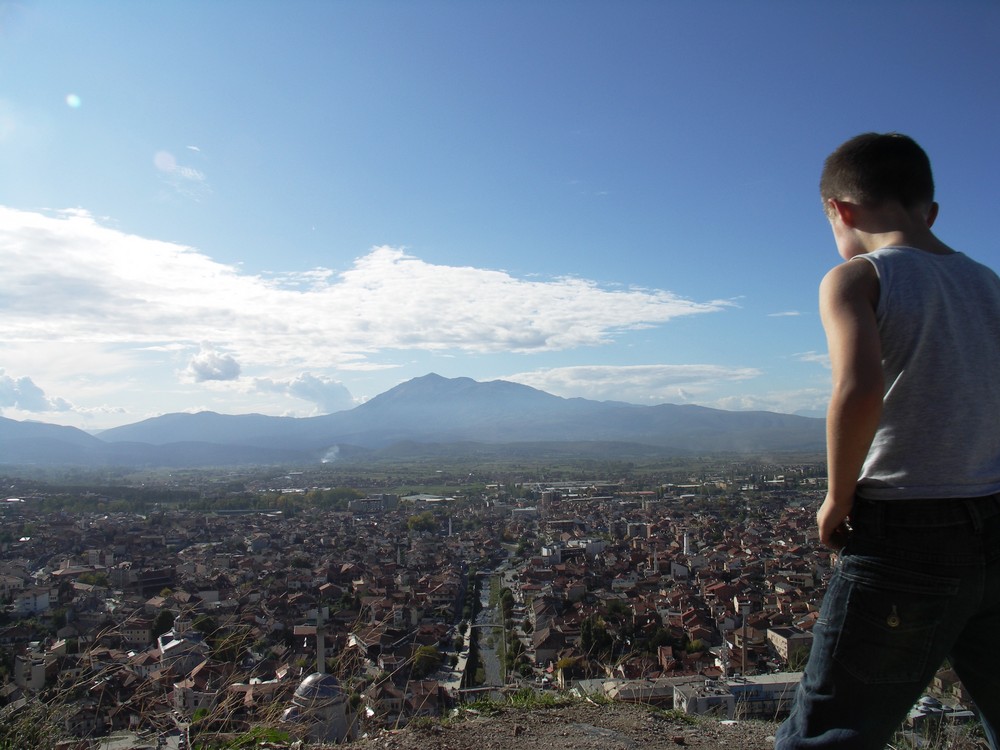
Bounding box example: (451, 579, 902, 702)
(775, 133, 1000, 749)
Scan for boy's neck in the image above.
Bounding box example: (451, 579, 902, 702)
(853, 201, 955, 256)
(863, 229, 954, 255)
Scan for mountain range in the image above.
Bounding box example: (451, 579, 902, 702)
(0, 373, 825, 468)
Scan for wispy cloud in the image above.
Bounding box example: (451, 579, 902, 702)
(506, 364, 827, 417)
(796, 350, 830, 368)
(714, 388, 828, 416)
(153, 150, 210, 200)
(252, 373, 356, 414)
(768, 310, 802, 317)
(506, 364, 761, 405)
(0, 99, 18, 142)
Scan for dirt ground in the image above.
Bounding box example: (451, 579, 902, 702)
(345, 701, 779, 750)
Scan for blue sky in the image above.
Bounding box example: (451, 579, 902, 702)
(1, 1, 998, 430)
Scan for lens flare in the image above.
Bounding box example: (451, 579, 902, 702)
(65, 94, 82, 108)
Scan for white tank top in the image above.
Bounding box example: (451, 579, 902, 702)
(856, 246, 1000, 499)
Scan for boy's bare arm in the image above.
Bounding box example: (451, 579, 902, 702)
(818, 259, 883, 548)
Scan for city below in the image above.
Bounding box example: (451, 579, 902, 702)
(0, 460, 982, 748)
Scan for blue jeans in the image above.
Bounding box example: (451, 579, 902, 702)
(776, 494, 1000, 749)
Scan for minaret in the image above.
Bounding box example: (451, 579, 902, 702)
(315, 606, 326, 674)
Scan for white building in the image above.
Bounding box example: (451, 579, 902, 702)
(674, 673, 802, 720)
(13, 586, 49, 616)
(14, 652, 51, 691)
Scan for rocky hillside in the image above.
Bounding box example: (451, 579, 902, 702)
(344, 701, 780, 750)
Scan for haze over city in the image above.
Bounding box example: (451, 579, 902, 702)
(1, 1, 998, 430)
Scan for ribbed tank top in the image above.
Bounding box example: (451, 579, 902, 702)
(856, 246, 1000, 500)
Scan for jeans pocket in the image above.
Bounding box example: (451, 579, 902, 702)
(831, 556, 960, 685)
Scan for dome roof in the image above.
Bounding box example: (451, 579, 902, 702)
(293, 672, 345, 705)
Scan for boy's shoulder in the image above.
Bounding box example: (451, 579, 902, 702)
(821, 257, 879, 295)
(820, 258, 880, 320)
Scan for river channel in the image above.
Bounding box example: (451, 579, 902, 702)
(473, 575, 504, 695)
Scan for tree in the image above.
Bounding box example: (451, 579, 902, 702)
(410, 645, 441, 679)
(152, 609, 174, 639)
(78, 572, 108, 587)
(192, 614, 217, 637)
(407, 511, 437, 534)
(788, 645, 810, 671)
(51, 608, 68, 630)
(212, 628, 247, 662)
(605, 599, 630, 621)
(498, 588, 514, 620)
(686, 638, 704, 654)
(580, 616, 613, 658)
(646, 627, 678, 653)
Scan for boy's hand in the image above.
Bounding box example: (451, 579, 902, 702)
(817, 493, 853, 550)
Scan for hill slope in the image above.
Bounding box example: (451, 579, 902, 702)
(348, 701, 779, 750)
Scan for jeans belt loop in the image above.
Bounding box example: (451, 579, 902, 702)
(964, 499, 984, 534)
(873, 500, 886, 540)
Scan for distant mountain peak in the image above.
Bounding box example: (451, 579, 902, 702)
(1, 373, 825, 468)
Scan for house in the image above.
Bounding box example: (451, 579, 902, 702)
(172, 659, 235, 716)
(532, 626, 565, 666)
(13, 587, 50, 616)
(121, 617, 154, 648)
(767, 626, 813, 666)
(157, 625, 210, 678)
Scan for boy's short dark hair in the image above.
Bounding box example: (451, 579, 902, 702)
(820, 132, 935, 210)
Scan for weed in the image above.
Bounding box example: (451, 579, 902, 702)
(407, 716, 439, 731)
(505, 686, 571, 709)
(649, 707, 700, 726)
(0, 696, 68, 749)
(889, 719, 989, 750)
(192, 726, 293, 749)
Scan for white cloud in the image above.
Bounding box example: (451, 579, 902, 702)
(713, 388, 828, 417)
(0, 206, 747, 423)
(796, 351, 830, 369)
(253, 373, 356, 414)
(0, 369, 72, 412)
(185, 346, 241, 382)
(768, 310, 802, 317)
(0, 207, 731, 369)
(506, 364, 761, 405)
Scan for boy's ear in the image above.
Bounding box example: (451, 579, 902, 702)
(925, 201, 939, 228)
(827, 199, 859, 228)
